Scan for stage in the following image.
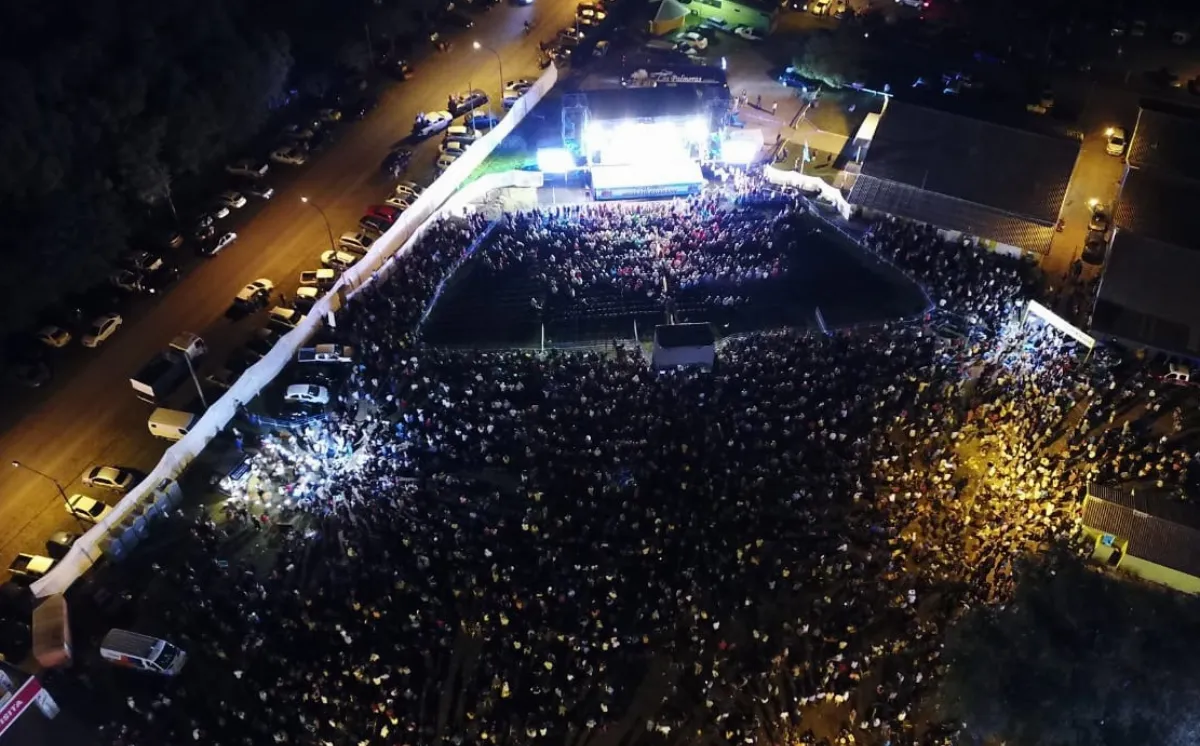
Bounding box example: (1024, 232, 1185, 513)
(590, 162, 705, 201)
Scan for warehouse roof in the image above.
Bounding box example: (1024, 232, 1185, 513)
(1091, 231, 1200, 356)
(1083, 484, 1200, 578)
(848, 174, 1057, 254)
(856, 101, 1080, 226)
(1127, 101, 1200, 177)
(1112, 167, 1200, 248)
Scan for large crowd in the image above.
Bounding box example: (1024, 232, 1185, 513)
(90, 184, 1200, 746)
(478, 200, 792, 307)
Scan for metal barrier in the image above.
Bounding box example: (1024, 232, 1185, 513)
(30, 66, 559, 598)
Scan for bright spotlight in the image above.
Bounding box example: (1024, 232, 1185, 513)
(685, 117, 709, 143)
(537, 148, 576, 173)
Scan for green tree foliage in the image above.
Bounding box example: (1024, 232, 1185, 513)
(938, 551, 1200, 746)
(0, 0, 303, 332)
(791, 30, 871, 89)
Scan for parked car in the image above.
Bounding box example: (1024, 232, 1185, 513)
(559, 27, 586, 45)
(577, 6, 607, 26)
(215, 191, 248, 209)
(66, 494, 112, 525)
(412, 111, 454, 138)
(444, 125, 482, 142)
(359, 215, 391, 235)
(734, 25, 763, 41)
(443, 9, 475, 28)
(382, 148, 414, 175)
(465, 112, 500, 130)
(300, 268, 338, 288)
(9, 358, 51, 388)
(280, 122, 319, 141)
(83, 465, 137, 492)
(199, 232, 238, 257)
(436, 152, 461, 171)
(339, 231, 378, 254)
(268, 307, 306, 331)
(1106, 127, 1128, 156)
(239, 180, 275, 200)
(365, 204, 402, 224)
(81, 313, 123, 348)
(271, 146, 309, 165)
(321, 250, 359, 270)
(285, 383, 331, 405)
(225, 159, 269, 179)
(234, 279, 274, 309)
(394, 181, 425, 200)
(439, 140, 471, 157)
(317, 107, 343, 122)
(1082, 236, 1107, 265)
(504, 79, 534, 94)
(447, 90, 489, 116)
(36, 326, 71, 348)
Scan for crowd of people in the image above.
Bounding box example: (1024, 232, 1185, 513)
(89, 181, 1199, 746)
(477, 200, 793, 308)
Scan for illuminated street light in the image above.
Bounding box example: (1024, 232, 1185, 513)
(11, 460, 93, 537)
(472, 41, 505, 109)
(300, 196, 337, 252)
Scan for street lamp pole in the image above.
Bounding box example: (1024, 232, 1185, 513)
(301, 197, 337, 253)
(473, 42, 504, 106)
(11, 460, 93, 538)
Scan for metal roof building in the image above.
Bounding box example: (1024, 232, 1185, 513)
(1092, 102, 1200, 358)
(847, 102, 1080, 255)
(1083, 483, 1200, 593)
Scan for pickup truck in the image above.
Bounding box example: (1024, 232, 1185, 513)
(299, 269, 338, 289)
(297, 344, 354, 363)
(9, 553, 56, 582)
(131, 332, 207, 404)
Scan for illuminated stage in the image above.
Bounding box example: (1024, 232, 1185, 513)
(591, 162, 705, 201)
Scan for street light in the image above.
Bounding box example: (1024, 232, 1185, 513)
(301, 196, 336, 253)
(472, 41, 504, 107)
(11, 460, 93, 538)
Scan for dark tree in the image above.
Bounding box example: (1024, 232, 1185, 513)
(938, 551, 1200, 746)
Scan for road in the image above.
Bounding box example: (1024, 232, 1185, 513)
(0, 0, 581, 577)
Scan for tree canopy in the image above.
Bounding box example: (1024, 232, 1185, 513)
(0, 0, 436, 336)
(938, 551, 1200, 746)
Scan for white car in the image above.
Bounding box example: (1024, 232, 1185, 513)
(81, 313, 123, 348)
(210, 203, 231, 220)
(83, 465, 136, 492)
(285, 383, 330, 405)
(734, 26, 764, 41)
(1106, 127, 1128, 156)
(37, 326, 72, 348)
(502, 92, 523, 109)
(201, 231, 238, 257)
(225, 159, 269, 179)
(321, 250, 359, 270)
(66, 494, 112, 524)
(504, 79, 534, 94)
(271, 146, 308, 165)
(412, 111, 454, 138)
(216, 191, 248, 209)
(436, 152, 460, 171)
(439, 140, 470, 156)
(385, 196, 413, 211)
(268, 307, 306, 330)
(235, 278, 275, 307)
(394, 181, 425, 200)
(677, 31, 708, 49)
(444, 125, 482, 142)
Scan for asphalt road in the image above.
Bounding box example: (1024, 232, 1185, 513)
(0, 0, 581, 578)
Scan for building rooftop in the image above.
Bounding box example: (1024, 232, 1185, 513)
(848, 174, 1057, 254)
(1127, 101, 1200, 178)
(1091, 231, 1200, 356)
(856, 101, 1080, 226)
(1112, 164, 1200, 249)
(1083, 483, 1200, 578)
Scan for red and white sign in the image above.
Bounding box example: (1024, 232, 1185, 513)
(0, 677, 44, 738)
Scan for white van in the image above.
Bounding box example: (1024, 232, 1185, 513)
(100, 629, 187, 675)
(147, 408, 198, 441)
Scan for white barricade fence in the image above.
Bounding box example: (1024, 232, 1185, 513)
(31, 64, 559, 598)
(762, 165, 852, 219)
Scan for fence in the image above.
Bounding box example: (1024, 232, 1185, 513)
(761, 165, 853, 220)
(30, 65, 559, 598)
